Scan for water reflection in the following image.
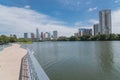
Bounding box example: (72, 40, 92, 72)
(99, 42, 113, 73)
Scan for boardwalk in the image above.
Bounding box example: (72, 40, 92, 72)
(0, 44, 27, 80)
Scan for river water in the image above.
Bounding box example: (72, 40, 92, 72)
(23, 41, 120, 80)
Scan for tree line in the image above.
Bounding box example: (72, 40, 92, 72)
(0, 34, 120, 44)
(0, 35, 32, 44)
(57, 34, 120, 41)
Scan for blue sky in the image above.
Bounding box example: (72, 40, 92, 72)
(0, 0, 120, 37)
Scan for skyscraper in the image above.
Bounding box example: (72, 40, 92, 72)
(24, 33, 28, 38)
(43, 32, 51, 40)
(36, 28, 39, 40)
(99, 9, 112, 34)
(41, 32, 44, 40)
(53, 30, 58, 40)
(93, 24, 100, 36)
(31, 33, 35, 39)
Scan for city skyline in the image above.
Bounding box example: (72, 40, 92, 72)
(0, 0, 120, 37)
(24, 28, 58, 41)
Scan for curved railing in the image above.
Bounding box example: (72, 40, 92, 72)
(0, 43, 12, 51)
(27, 49, 50, 80)
(0, 45, 4, 51)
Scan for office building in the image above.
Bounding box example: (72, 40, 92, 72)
(53, 30, 58, 40)
(41, 32, 44, 40)
(79, 28, 92, 36)
(31, 33, 35, 39)
(36, 28, 39, 40)
(93, 24, 100, 36)
(24, 33, 28, 38)
(43, 32, 51, 40)
(99, 9, 112, 34)
(47, 32, 51, 39)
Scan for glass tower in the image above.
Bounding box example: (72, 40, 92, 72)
(99, 10, 112, 34)
(36, 28, 39, 39)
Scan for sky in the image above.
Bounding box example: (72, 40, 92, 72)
(0, 0, 120, 37)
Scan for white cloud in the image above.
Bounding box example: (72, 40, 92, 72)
(24, 5, 31, 9)
(112, 9, 120, 34)
(114, 0, 120, 3)
(88, 7, 98, 12)
(0, 5, 77, 37)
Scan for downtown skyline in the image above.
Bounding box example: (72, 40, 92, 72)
(24, 28, 58, 41)
(0, 0, 120, 37)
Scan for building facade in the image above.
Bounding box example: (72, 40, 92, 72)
(43, 32, 51, 40)
(36, 28, 39, 40)
(31, 33, 35, 39)
(41, 32, 44, 40)
(24, 33, 28, 38)
(79, 28, 92, 36)
(93, 24, 100, 36)
(99, 9, 112, 34)
(53, 30, 58, 40)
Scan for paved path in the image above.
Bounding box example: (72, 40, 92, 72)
(0, 44, 27, 80)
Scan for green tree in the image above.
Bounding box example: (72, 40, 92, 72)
(69, 36, 80, 41)
(80, 35, 91, 41)
(9, 36, 17, 42)
(57, 37, 69, 41)
(0, 35, 9, 44)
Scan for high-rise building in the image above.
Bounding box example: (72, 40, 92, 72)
(47, 32, 51, 39)
(36, 28, 39, 40)
(79, 29, 83, 36)
(24, 33, 28, 38)
(43, 32, 50, 40)
(53, 30, 58, 40)
(99, 9, 112, 34)
(93, 24, 100, 36)
(31, 33, 35, 39)
(79, 28, 92, 36)
(41, 32, 44, 40)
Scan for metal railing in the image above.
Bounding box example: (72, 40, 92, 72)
(0, 45, 4, 51)
(0, 43, 12, 51)
(27, 49, 50, 80)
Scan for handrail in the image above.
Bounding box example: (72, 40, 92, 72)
(27, 49, 50, 80)
(0, 43, 12, 51)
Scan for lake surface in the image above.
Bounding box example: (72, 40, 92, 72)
(23, 41, 120, 80)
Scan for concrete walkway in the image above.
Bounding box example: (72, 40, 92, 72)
(0, 44, 27, 80)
